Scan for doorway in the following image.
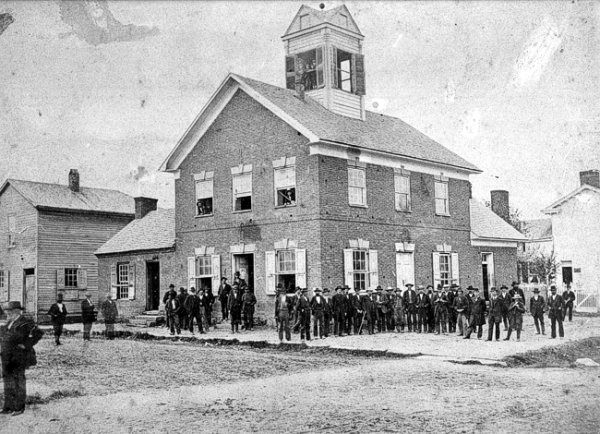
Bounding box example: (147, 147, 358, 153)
(562, 266, 573, 287)
(146, 262, 160, 311)
(23, 268, 35, 314)
(481, 253, 494, 301)
(232, 253, 254, 291)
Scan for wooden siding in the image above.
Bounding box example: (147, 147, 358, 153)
(288, 30, 324, 55)
(37, 210, 133, 316)
(0, 184, 38, 307)
(307, 88, 325, 104)
(330, 89, 362, 119)
(330, 29, 360, 54)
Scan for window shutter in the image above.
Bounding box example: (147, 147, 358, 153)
(432, 252, 441, 288)
(57, 269, 65, 290)
(211, 254, 221, 291)
(368, 249, 379, 289)
(354, 53, 366, 96)
(316, 46, 324, 86)
(285, 55, 296, 90)
(265, 251, 276, 295)
(110, 264, 117, 297)
(331, 46, 338, 89)
(6, 270, 9, 300)
(187, 256, 196, 290)
(295, 248, 306, 289)
(487, 253, 495, 288)
(128, 264, 136, 300)
(343, 248, 353, 287)
(451, 252, 460, 285)
(77, 268, 88, 289)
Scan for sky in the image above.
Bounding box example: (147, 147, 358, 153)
(1, 1, 598, 219)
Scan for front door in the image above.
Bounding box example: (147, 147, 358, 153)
(146, 262, 160, 311)
(562, 267, 573, 286)
(24, 268, 35, 314)
(233, 254, 254, 290)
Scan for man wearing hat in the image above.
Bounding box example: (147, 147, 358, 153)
(432, 285, 449, 335)
(185, 288, 204, 335)
(530, 288, 546, 335)
(385, 287, 396, 331)
(291, 287, 302, 334)
(393, 288, 406, 333)
(547, 285, 566, 339)
(509, 281, 525, 303)
(452, 287, 469, 336)
(498, 285, 511, 330)
(241, 286, 257, 331)
(447, 284, 459, 333)
(463, 288, 486, 339)
(165, 291, 182, 335)
(331, 286, 347, 337)
(100, 293, 119, 339)
(346, 287, 358, 335)
(360, 289, 375, 335)
(48, 293, 68, 346)
(374, 286, 387, 333)
(0, 301, 44, 415)
(425, 285, 435, 333)
(80, 290, 96, 342)
(504, 294, 526, 341)
(162, 284, 177, 328)
(177, 287, 189, 331)
(310, 288, 326, 339)
(217, 277, 231, 321)
(227, 285, 243, 333)
(486, 287, 504, 341)
(403, 283, 418, 333)
(562, 286, 576, 322)
(275, 284, 293, 343)
(322, 288, 332, 338)
(415, 285, 429, 333)
(295, 288, 311, 341)
(232, 271, 247, 290)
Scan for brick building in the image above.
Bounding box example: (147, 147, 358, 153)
(95, 202, 177, 320)
(0, 170, 134, 321)
(156, 4, 524, 322)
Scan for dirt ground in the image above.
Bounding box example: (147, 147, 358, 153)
(1, 330, 600, 434)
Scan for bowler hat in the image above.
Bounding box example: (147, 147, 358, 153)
(500, 285, 508, 290)
(343, 285, 351, 290)
(550, 285, 557, 291)
(511, 281, 518, 286)
(323, 288, 330, 293)
(376, 286, 383, 290)
(314, 287, 322, 293)
(5, 301, 23, 311)
(533, 288, 540, 293)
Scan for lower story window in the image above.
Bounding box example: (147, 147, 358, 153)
(276, 250, 297, 291)
(439, 254, 450, 287)
(117, 263, 129, 300)
(352, 250, 367, 291)
(195, 255, 213, 292)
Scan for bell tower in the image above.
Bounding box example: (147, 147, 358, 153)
(282, 4, 366, 121)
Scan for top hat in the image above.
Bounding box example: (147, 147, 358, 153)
(533, 288, 540, 293)
(5, 301, 23, 311)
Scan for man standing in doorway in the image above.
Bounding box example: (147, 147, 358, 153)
(48, 293, 67, 346)
(81, 291, 96, 342)
(100, 293, 118, 339)
(232, 271, 247, 289)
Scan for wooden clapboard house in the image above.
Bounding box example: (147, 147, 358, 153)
(0, 170, 134, 321)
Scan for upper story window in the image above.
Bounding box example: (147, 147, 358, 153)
(231, 164, 253, 212)
(331, 47, 366, 96)
(0, 270, 5, 295)
(286, 48, 324, 92)
(394, 173, 411, 212)
(335, 49, 353, 92)
(7, 215, 15, 247)
(273, 156, 296, 207)
(348, 166, 366, 206)
(434, 177, 450, 215)
(194, 171, 214, 216)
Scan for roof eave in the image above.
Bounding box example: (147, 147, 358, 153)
(37, 206, 135, 218)
(95, 244, 176, 257)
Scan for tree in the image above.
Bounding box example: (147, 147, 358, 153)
(483, 200, 526, 234)
(519, 246, 560, 285)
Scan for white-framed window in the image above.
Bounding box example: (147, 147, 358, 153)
(188, 252, 221, 294)
(194, 171, 214, 216)
(432, 251, 459, 288)
(395, 174, 411, 212)
(265, 248, 306, 295)
(434, 180, 449, 215)
(274, 167, 296, 207)
(396, 252, 415, 288)
(117, 263, 129, 300)
(64, 268, 78, 288)
(232, 164, 253, 212)
(344, 246, 378, 290)
(7, 215, 16, 247)
(335, 48, 353, 92)
(348, 167, 366, 206)
(0, 270, 5, 298)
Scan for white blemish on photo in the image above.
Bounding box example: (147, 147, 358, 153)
(462, 108, 481, 138)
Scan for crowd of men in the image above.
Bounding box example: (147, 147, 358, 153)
(163, 272, 257, 336)
(274, 281, 573, 344)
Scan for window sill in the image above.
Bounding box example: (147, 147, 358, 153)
(274, 204, 297, 209)
(435, 213, 451, 217)
(195, 214, 214, 219)
(396, 209, 412, 213)
(233, 209, 253, 214)
(349, 204, 368, 208)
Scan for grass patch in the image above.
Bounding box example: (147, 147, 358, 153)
(504, 336, 600, 368)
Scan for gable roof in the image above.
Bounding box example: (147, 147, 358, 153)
(469, 199, 527, 242)
(95, 209, 176, 255)
(283, 4, 363, 38)
(160, 74, 481, 174)
(522, 218, 553, 241)
(1, 179, 134, 216)
(542, 184, 600, 214)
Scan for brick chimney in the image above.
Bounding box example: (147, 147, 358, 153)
(68, 169, 80, 192)
(134, 197, 158, 220)
(580, 170, 600, 188)
(490, 190, 509, 221)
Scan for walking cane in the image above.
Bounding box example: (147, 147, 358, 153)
(358, 310, 367, 335)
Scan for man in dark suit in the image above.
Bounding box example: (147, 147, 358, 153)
(403, 283, 418, 332)
(80, 291, 96, 342)
(100, 293, 118, 339)
(345, 286, 356, 335)
(498, 285, 511, 330)
(296, 288, 311, 341)
(310, 288, 326, 339)
(165, 291, 181, 335)
(162, 284, 177, 328)
(185, 288, 204, 335)
(232, 271, 247, 289)
(509, 281, 525, 302)
(486, 287, 504, 341)
(177, 288, 189, 330)
(432, 286, 449, 335)
(415, 286, 430, 334)
(562, 286, 576, 322)
(374, 286, 387, 333)
(275, 284, 294, 343)
(241, 286, 257, 331)
(504, 294, 526, 341)
(0, 301, 44, 416)
(447, 284, 459, 333)
(48, 293, 67, 346)
(452, 287, 469, 336)
(464, 288, 486, 339)
(228, 286, 242, 334)
(548, 285, 566, 339)
(360, 289, 375, 335)
(322, 288, 332, 338)
(331, 286, 346, 337)
(217, 277, 232, 321)
(427, 285, 436, 333)
(530, 288, 546, 335)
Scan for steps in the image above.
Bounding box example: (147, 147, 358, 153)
(128, 311, 165, 327)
